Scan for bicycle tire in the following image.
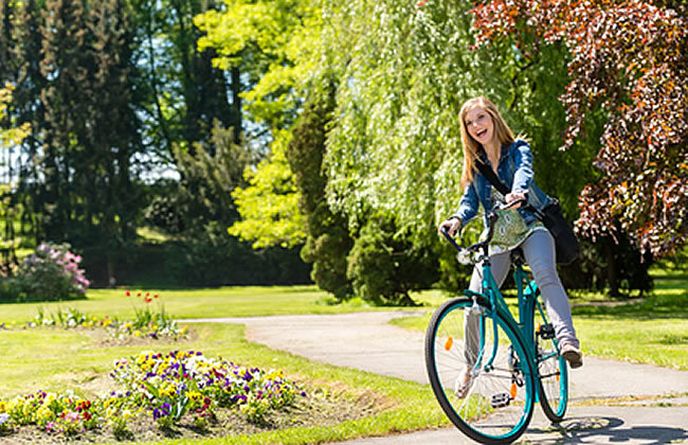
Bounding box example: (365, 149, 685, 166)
(425, 297, 535, 444)
(532, 290, 569, 423)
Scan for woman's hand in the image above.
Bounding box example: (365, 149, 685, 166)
(438, 217, 461, 237)
(504, 192, 527, 208)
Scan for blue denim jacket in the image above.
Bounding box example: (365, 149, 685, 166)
(453, 139, 551, 228)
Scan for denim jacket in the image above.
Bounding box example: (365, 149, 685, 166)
(453, 139, 551, 228)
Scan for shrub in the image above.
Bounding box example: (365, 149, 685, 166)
(0, 243, 90, 302)
(347, 216, 438, 306)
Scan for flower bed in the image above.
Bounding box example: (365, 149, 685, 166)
(0, 350, 307, 440)
(30, 291, 188, 341)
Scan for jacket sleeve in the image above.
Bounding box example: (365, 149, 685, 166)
(453, 182, 479, 226)
(511, 140, 535, 194)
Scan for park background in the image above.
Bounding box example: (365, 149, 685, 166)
(0, 0, 686, 443)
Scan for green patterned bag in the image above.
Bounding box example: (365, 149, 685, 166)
(483, 208, 532, 251)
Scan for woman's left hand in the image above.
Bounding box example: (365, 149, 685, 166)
(505, 192, 527, 208)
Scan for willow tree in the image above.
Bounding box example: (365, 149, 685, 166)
(320, 0, 523, 294)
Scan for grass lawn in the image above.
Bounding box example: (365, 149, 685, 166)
(0, 322, 449, 444)
(0, 285, 408, 325)
(392, 271, 688, 370)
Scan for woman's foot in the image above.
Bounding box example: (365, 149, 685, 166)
(454, 370, 473, 398)
(560, 343, 583, 369)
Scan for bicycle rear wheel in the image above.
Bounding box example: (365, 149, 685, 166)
(533, 291, 569, 422)
(425, 297, 535, 444)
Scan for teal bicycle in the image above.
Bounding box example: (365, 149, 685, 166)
(426, 204, 568, 444)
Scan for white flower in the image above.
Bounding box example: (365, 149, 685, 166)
(0, 413, 10, 425)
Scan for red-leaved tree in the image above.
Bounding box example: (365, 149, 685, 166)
(471, 0, 688, 257)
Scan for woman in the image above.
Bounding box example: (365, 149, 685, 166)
(438, 96, 582, 396)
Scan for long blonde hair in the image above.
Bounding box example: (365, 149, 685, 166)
(459, 97, 516, 188)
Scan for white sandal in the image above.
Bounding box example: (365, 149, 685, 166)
(454, 371, 474, 398)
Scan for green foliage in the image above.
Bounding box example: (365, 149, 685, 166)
(0, 84, 30, 146)
(173, 121, 255, 226)
(286, 87, 353, 300)
(229, 130, 306, 249)
(347, 215, 438, 306)
(195, 0, 323, 128)
(323, 0, 490, 243)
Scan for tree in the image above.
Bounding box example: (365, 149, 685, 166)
(228, 129, 306, 249)
(0, 84, 31, 273)
(286, 85, 353, 299)
(36, 0, 144, 282)
(470, 0, 688, 258)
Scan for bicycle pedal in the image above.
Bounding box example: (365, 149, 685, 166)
(538, 323, 555, 340)
(490, 392, 511, 409)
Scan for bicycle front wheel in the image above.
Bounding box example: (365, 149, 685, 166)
(533, 291, 569, 422)
(425, 297, 535, 444)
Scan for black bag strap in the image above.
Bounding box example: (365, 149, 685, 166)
(475, 158, 546, 219)
(475, 159, 510, 195)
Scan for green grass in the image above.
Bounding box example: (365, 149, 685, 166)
(0, 285, 415, 325)
(0, 323, 449, 444)
(391, 273, 688, 370)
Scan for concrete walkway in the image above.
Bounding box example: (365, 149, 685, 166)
(185, 312, 688, 444)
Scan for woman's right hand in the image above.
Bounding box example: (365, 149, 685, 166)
(438, 217, 461, 237)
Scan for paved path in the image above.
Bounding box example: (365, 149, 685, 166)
(185, 312, 688, 444)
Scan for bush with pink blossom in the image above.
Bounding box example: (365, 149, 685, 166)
(0, 243, 90, 302)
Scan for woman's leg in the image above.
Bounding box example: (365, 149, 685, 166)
(521, 230, 580, 350)
(464, 252, 512, 365)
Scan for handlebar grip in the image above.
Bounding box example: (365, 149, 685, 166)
(440, 226, 463, 252)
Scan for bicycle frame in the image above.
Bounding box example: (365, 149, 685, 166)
(467, 249, 554, 402)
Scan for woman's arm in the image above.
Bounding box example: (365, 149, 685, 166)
(453, 182, 479, 226)
(511, 141, 535, 194)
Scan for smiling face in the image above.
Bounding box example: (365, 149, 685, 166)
(464, 106, 495, 146)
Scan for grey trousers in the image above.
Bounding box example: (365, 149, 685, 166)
(464, 229, 579, 365)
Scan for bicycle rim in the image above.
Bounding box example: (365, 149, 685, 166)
(425, 298, 534, 444)
(534, 298, 569, 422)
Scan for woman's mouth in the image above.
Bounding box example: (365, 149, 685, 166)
(476, 128, 488, 138)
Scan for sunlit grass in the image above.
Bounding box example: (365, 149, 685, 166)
(0, 285, 405, 325)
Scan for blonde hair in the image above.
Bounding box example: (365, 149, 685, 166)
(458, 96, 517, 188)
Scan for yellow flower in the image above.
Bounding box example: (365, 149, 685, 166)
(159, 382, 176, 398)
(187, 391, 202, 402)
(36, 406, 54, 422)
